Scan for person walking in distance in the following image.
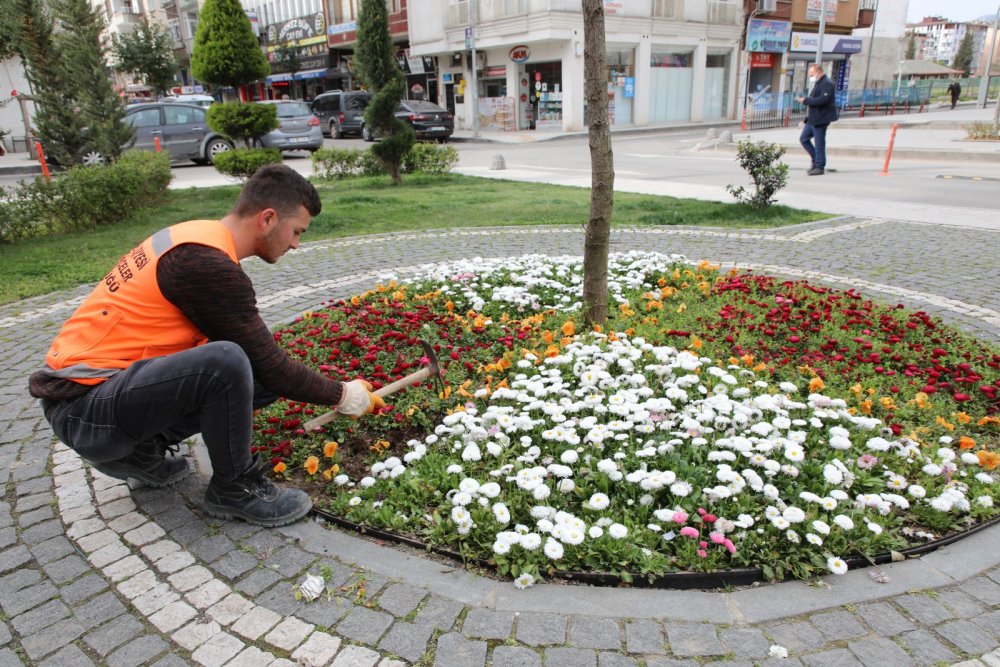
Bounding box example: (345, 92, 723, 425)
(796, 63, 838, 176)
(29, 165, 385, 528)
(946, 80, 961, 109)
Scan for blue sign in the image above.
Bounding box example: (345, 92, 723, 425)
(746, 19, 793, 53)
(327, 21, 357, 35)
(441, 72, 454, 84)
(624, 77, 634, 99)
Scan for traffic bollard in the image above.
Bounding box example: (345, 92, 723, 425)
(881, 123, 898, 176)
(34, 140, 51, 181)
(154, 136, 162, 152)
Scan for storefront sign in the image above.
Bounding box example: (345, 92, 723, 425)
(750, 52, 775, 68)
(266, 13, 326, 46)
(791, 32, 862, 54)
(484, 66, 507, 78)
(805, 0, 837, 22)
(746, 19, 792, 53)
(441, 72, 454, 84)
(624, 77, 634, 98)
(603, 0, 622, 14)
(509, 45, 530, 63)
(327, 21, 357, 35)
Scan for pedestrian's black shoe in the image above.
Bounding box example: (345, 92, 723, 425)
(203, 456, 312, 528)
(807, 167, 825, 176)
(91, 441, 190, 488)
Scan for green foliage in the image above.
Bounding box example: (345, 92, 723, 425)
(0, 149, 171, 242)
(53, 0, 134, 163)
(726, 140, 789, 208)
(206, 102, 278, 148)
(905, 32, 916, 60)
(112, 17, 178, 95)
(0, 0, 19, 59)
(311, 147, 363, 179)
(312, 143, 458, 180)
(212, 147, 282, 180)
(190, 0, 269, 88)
(965, 121, 1000, 140)
(354, 0, 412, 182)
(952, 31, 974, 76)
(401, 143, 459, 175)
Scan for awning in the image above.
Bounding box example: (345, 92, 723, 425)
(266, 73, 294, 84)
(294, 67, 338, 80)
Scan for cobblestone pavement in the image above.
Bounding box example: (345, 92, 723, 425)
(1, 219, 999, 667)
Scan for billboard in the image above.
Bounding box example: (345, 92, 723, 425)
(746, 19, 792, 53)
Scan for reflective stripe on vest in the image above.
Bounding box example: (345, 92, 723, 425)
(41, 220, 239, 384)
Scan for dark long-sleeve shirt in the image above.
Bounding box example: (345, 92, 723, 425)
(29, 243, 343, 406)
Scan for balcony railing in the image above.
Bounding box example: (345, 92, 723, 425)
(651, 0, 683, 19)
(447, 0, 528, 28)
(707, 0, 739, 24)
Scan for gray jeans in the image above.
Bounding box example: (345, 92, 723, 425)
(42, 341, 276, 482)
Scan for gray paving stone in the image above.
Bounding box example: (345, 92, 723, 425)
(43, 554, 91, 585)
(212, 549, 258, 580)
(18, 617, 86, 661)
(0, 528, 13, 550)
(755, 659, 804, 667)
(544, 647, 597, 667)
(220, 521, 262, 542)
(293, 595, 351, 628)
(0, 545, 31, 575)
(701, 662, 752, 667)
(809, 610, 868, 642)
(1, 579, 57, 617)
(263, 544, 315, 578)
(0, 568, 41, 598)
(167, 518, 210, 545)
(149, 654, 189, 667)
(73, 591, 128, 630)
(157, 507, 202, 532)
(20, 519, 63, 545)
(256, 581, 305, 616)
(84, 615, 145, 656)
(60, 573, 109, 605)
(847, 638, 914, 667)
(569, 617, 622, 650)
(719, 627, 771, 660)
(855, 602, 915, 636)
(18, 505, 54, 528)
(960, 577, 1000, 606)
(376, 582, 427, 617)
(0, 622, 9, 646)
(131, 488, 179, 516)
(514, 612, 567, 647)
(764, 621, 829, 652)
(413, 596, 464, 632)
(664, 622, 725, 658)
(30, 536, 75, 565)
(14, 476, 49, 495)
(235, 567, 283, 596)
(336, 605, 394, 646)
(106, 635, 169, 667)
(0, 648, 24, 667)
(897, 629, 959, 666)
(11, 598, 70, 635)
(969, 609, 1000, 640)
(242, 529, 286, 556)
(462, 608, 515, 640)
(377, 621, 435, 662)
(433, 632, 486, 667)
(187, 534, 236, 563)
(936, 589, 988, 618)
(490, 646, 541, 667)
(37, 643, 95, 667)
(895, 593, 955, 626)
(644, 658, 699, 667)
(936, 618, 998, 655)
(597, 654, 638, 667)
(801, 648, 863, 667)
(625, 619, 666, 655)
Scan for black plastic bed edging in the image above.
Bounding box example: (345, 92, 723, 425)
(311, 507, 1000, 590)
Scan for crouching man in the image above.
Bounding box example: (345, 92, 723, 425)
(29, 165, 383, 527)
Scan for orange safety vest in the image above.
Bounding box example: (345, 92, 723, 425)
(42, 220, 239, 385)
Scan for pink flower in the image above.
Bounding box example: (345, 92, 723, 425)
(709, 532, 726, 545)
(697, 549, 708, 558)
(699, 541, 708, 549)
(857, 454, 878, 470)
(672, 511, 689, 524)
(724, 539, 737, 554)
(679, 527, 699, 538)
(702, 514, 718, 524)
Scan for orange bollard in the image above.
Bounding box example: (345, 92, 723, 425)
(154, 136, 162, 153)
(741, 106, 747, 131)
(859, 102, 866, 118)
(34, 140, 51, 181)
(881, 123, 898, 176)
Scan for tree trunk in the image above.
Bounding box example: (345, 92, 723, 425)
(581, 0, 614, 329)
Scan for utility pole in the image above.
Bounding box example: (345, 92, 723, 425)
(468, 0, 480, 138)
(816, 2, 827, 65)
(861, 0, 879, 92)
(979, 4, 1000, 108)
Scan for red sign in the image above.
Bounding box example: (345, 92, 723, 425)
(483, 66, 507, 77)
(750, 52, 775, 68)
(509, 45, 530, 63)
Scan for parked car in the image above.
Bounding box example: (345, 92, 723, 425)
(256, 100, 324, 152)
(162, 94, 216, 108)
(310, 90, 372, 139)
(361, 100, 454, 143)
(81, 102, 233, 166)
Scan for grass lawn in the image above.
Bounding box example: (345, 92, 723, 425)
(0, 173, 827, 305)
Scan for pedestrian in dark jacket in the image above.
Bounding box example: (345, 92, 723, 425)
(946, 81, 961, 109)
(796, 63, 838, 176)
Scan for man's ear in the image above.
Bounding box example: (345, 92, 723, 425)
(258, 208, 278, 232)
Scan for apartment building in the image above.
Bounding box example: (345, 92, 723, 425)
(908, 17, 989, 73)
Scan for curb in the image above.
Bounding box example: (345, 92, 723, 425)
(0, 162, 43, 177)
(710, 143, 1000, 163)
(450, 119, 741, 144)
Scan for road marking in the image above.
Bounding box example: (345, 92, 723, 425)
(937, 175, 999, 182)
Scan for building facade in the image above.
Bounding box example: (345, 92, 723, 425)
(851, 0, 908, 90)
(907, 17, 989, 73)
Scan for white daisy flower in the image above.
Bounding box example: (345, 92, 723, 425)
(608, 523, 628, 539)
(827, 556, 848, 575)
(513, 573, 535, 589)
(588, 493, 611, 511)
(544, 538, 564, 560)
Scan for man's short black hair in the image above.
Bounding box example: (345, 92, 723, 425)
(232, 165, 322, 218)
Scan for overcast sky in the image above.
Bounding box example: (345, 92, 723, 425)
(906, 0, 999, 22)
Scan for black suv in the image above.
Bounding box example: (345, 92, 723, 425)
(310, 90, 372, 139)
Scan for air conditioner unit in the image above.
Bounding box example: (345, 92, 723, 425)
(757, 0, 776, 13)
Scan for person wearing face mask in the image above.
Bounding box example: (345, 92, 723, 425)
(796, 63, 838, 176)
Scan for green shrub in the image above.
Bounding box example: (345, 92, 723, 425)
(0, 149, 172, 242)
(212, 147, 283, 180)
(965, 121, 1000, 140)
(401, 143, 458, 175)
(206, 102, 278, 148)
(726, 140, 789, 208)
(312, 147, 364, 179)
(358, 148, 387, 176)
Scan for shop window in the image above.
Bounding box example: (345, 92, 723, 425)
(607, 47, 635, 125)
(649, 48, 693, 122)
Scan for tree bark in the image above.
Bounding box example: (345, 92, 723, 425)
(581, 0, 614, 328)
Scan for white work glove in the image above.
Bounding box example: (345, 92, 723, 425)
(335, 379, 385, 418)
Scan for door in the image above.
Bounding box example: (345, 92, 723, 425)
(126, 106, 164, 152)
(161, 105, 206, 158)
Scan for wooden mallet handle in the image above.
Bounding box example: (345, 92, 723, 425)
(302, 365, 434, 431)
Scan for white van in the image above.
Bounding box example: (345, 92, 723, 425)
(163, 94, 216, 108)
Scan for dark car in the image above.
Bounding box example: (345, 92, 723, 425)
(361, 100, 454, 143)
(81, 102, 232, 166)
(310, 90, 372, 138)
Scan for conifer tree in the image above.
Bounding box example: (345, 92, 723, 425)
(354, 0, 412, 183)
(0, 0, 19, 60)
(54, 0, 133, 163)
(905, 33, 916, 60)
(191, 0, 269, 90)
(953, 30, 974, 76)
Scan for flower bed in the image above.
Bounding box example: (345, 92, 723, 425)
(253, 252, 999, 587)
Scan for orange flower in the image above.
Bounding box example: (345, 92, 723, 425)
(958, 436, 976, 450)
(324, 441, 339, 458)
(935, 415, 955, 432)
(978, 416, 1000, 427)
(545, 344, 561, 358)
(690, 336, 703, 351)
(955, 412, 971, 425)
(676, 303, 687, 314)
(740, 354, 755, 366)
(323, 464, 341, 480)
(350, 296, 361, 306)
(592, 324, 603, 333)
(977, 450, 999, 470)
(913, 392, 931, 409)
(541, 330, 555, 343)
(561, 320, 575, 336)
(859, 399, 873, 415)
(273, 461, 287, 474)
(809, 377, 825, 393)
(560, 337, 572, 347)
(445, 300, 454, 312)
(879, 397, 897, 411)
(304, 456, 320, 475)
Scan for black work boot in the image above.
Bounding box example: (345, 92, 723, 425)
(203, 456, 312, 528)
(91, 441, 190, 488)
